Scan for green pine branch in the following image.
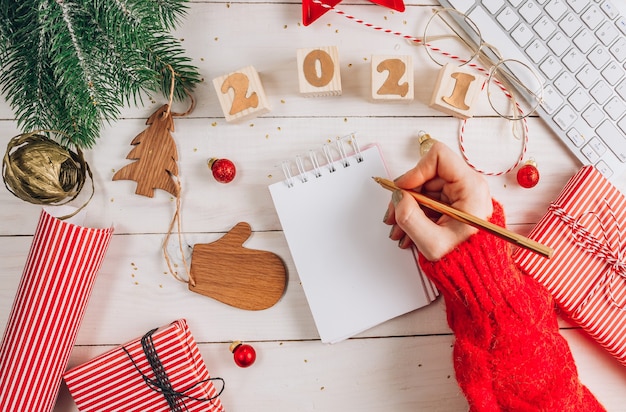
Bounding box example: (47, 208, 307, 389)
(0, 0, 200, 149)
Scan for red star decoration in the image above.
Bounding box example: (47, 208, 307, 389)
(302, 0, 405, 26)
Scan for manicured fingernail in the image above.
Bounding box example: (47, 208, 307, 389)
(393, 173, 405, 183)
(398, 235, 410, 249)
(391, 190, 403, 206)
(383, 208, 389, 223)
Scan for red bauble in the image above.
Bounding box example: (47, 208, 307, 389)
(230, 341, 256, 368)
(209, 158, 236, 183)
(516, 160, 539, 188)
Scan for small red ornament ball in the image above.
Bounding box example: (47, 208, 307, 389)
(230, 341, 256, 368)
(516, 160, 540, 188)
(208, 158, 236, 183)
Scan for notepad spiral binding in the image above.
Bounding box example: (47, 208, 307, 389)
(280, 133, 364, 188)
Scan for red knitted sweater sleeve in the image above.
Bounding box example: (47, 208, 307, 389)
(418, 200, 605, 412)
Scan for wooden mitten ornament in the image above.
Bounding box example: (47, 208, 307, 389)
(112, 104, 179, 197)
(189, 222, 287, 310)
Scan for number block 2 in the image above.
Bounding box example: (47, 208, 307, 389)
(371, 55, 413, 102)
(429, 63, 484, 119)
(296, 46, 342, 97)
(212, 66, 271, 123)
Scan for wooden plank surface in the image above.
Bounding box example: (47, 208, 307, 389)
(1, 1, 625, 411)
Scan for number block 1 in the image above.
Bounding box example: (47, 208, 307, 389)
(212, 66, 271, 123)
(429, 63, 484, 119)
(296, 46, 342, 97)
(371, 55, 414, 102)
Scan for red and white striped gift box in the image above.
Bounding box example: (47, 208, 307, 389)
(63, 319, 225, 412)
(514, 165, 626, 366)
(0, 208, 114, 412)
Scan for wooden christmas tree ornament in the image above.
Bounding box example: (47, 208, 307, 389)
(189, 222, 287, 310)
(112, 104, 180, 197)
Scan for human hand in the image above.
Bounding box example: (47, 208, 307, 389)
(383, 140, 493, 261)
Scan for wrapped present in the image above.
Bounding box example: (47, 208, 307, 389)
(513, 165, 626, 365)
(0, 207, 114, 412)
(63, 319, 225, 412)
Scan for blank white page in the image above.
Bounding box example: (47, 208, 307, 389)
(269, 143, 437, 343)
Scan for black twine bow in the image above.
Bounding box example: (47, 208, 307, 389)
(122, 328, 225, 411)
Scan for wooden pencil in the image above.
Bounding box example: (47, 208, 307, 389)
(373, 177, 553, 259)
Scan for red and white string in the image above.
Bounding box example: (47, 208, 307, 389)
(309, 0, 529, 175)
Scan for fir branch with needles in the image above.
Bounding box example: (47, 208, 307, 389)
(0, 0, 200, 149)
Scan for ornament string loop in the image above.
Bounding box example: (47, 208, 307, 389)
(160, 65, 196, 286)
(122, 328, 225, 411)
(2, 130, 94, 220)
(549, 200, 626, 313)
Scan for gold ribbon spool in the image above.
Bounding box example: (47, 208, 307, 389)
(2, 131, 93, 218)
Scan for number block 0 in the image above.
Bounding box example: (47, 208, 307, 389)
(212, 66, 271, 123)
(429, 63, 484, 119)
(296, 46, 342, 97)
(371, 55, 414, 102)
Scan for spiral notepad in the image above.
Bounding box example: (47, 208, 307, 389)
(269, 135, 437, 343)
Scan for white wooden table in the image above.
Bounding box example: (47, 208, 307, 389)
(1, 1, 626, 410)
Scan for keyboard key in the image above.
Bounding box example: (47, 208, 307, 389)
(483, 0, 505, 13)
(590, 80, 612, 103)
(604, 96, 626, 120)
(554, 72, 577, 94)
(616, 79, 626, 100)
(526, 39, 549, 62)
(617, 17, 626, 35)
(594, 160, 613, 178)
(541, 85, 564, 113)
(589, 136, 608, 156)
(497, 7, 520, 30)
(539, 56, 563, 78)
(566, 0, 590, 14)
(511, 23, 534, 46)
(576, 64, 597, 88)
(569, 87, 591, 111)
(574, 29, 597, 53)
(581, 141, 602, 162)
(547, 32, 570, 56)
(601, 61, 625, 85)
(554, 105, 577, 129)
(520, 0, 542, 23)
(588, 45, 611, 69)
(559, 13, 583, 37)
(562, 48, 585, 72)
(595, 21, 619, 47)
(610, 37, 626, 62)
(582, 5, 604, 30)
(567, 127, 585, 146)
(448, 0, 477, 12)
(582, 103, 604, 127)
(600, 1, 618, 19)
(509, 0, 524, 5)
(545, 0, 567, 20)
(597, 119, 626, 161)
(534, 16, 557, 39)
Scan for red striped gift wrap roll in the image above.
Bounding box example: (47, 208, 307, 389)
(0, 208, 114, 412)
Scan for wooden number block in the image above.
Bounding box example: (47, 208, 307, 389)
(371, 55, 414, 102)
(296, 46, 342, 97)
(429, 63, 484, 119)
(212, 65, 271, 122)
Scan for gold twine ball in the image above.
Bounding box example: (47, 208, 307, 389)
(2, 132, 88, 205)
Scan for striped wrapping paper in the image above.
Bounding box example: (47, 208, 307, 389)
(0, 208, 114, 412)
(513, 165, 626, 365)
(63, 319, 225, 412)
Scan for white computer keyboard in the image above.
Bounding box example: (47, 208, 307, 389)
(437, 0, 626, 182)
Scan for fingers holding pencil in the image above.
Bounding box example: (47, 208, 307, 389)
(380, 139, 552, 260)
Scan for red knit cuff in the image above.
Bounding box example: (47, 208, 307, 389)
(417, 200, 535, 318)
